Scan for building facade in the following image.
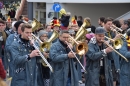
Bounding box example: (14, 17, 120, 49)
(27, 0, 130, 26)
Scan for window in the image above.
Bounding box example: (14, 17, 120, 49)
(36, 3, 46, 9)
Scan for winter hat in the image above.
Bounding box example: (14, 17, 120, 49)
(68, 29, 75, 35)
(14, 21, 24, 31)
(95, 27, 106, 34)
(38, 30, 48, 38)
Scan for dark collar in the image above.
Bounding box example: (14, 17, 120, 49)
(59, 39, 67, 48)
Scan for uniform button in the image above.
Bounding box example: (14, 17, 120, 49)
(31, 74, 32, 75)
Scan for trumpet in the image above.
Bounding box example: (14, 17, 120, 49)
(104, 36, 129, 62)
(28, 36, 53, 72)
(65, 41, 87, 73)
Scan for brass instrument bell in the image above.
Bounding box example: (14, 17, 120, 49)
(31, 18, 41, 32)
(40, 30, 59, 52)
(105, 36, 123, 49)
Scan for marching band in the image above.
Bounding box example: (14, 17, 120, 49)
(0, 8, 130, 86)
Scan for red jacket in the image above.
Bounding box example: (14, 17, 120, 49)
(0, 59, 6, 79)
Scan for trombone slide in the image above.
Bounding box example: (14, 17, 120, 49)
(33, 43, 53, 72)
(29, 37, 53, 72)
(110, 27, 125, 40)
(103, 41, 128, 62)
(65, 41, 87, 73)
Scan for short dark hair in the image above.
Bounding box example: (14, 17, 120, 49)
(78, 16, 83, 21)
(0, 19, 5, 24)
(112, 20, 121, 28)
(19, 15, 23, 20)
(99, 17, 105, 23)
(46, 24, 51, 29)
(75, 15, 77, 20)
(124, 20, 130, 26)
(59, 30, 69, 35)
(104, 17, 113, 24)
(21, 23, 32, 32)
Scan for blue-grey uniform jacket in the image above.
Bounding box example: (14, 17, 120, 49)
(4, 33, 19, 77)
(119, 41, 130, 86)
(85, 37, 113, 86)
(105, 31, 120, 73)
(10, 37, 43, 86)
(49, 40, 79, 86)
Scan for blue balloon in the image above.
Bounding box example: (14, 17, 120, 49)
(53, 3, 61, 12)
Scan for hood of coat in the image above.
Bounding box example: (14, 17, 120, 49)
(89, 37, 97, 44)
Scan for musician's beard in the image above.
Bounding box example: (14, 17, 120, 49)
(97, 39, 103, 44)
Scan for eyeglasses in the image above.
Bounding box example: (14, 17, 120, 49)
(62, 37, 69, 39)
(41, 35, 48, 37)
(43, 36, 48, 37)
(70, 34, 75, 36)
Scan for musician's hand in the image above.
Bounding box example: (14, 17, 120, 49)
(114, 34, 121, 40)
(30, 50, 40, 58)
(28, 36, 34, 45)
(105, 47, 113, 53)
(30, 40, 34, 45)
(111, 28, 116, 33)
(102, 40, 110, 46)
(114, 34, 121, 39)
(68, 51, 75, 58)
(43, 52, 49, 58)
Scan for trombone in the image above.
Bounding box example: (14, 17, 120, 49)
(31, 30, 58, 67)
(104, 36, 123, 49)
(69, 35, 88, 56)
(69, 19, 90, 55)
(65, 41, 87, 73)
(111, 24, 123, 32)
(110, 25, 125, 40)
(104, 36, 128, 62)
(32, 30, 58, 52)
(28, 36, 53, 72)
